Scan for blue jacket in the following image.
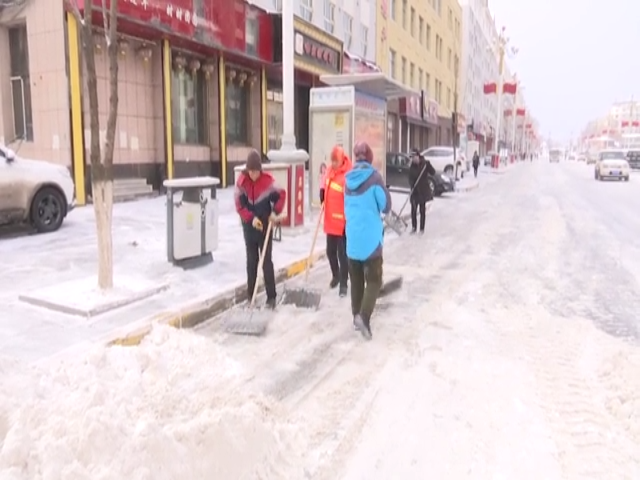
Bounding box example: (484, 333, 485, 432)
(344, 161, 392, 261)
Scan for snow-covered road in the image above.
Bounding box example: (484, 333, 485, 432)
(1, 161, 639, 479)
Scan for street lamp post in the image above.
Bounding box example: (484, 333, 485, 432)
(492, 27, 517, 166)
(510, 75, 519, 156)
(267, 0, 309, 216)
(452, 55, 460, 181)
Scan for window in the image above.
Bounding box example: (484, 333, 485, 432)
(342, 12, 353, 48)
(389, 48, 397, 78)
(226, 81, 250, 145)
(172, 63, 207, 144)
(426, 24, 431, 50)
(389, 0, 396, 20)
(448, 8, 452, 28)
(418, 68, 423, 90)
(436, 0, 441, 15)
(410, 7, 415, 36)
(409, 63, 414, 88)
(8, 25, 33, 141)
(447, 87, 451, 108)
(418, 17, 424, 44)
(273, 0, 282, 11)
(401, 56, 406, 84)
(448, 48, 452, 69)
(300, 0, 312, 20)
(323, 0, 334, 33)
(402, 0, 407, 29)
(360, 25, 369, 57)
(425, 73, 430, 93)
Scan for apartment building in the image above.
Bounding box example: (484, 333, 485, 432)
(581, 98, 640, 149)
(376, 0, 462, 152)
(256, 0, 376, 67)
(459, 0, 498, 154)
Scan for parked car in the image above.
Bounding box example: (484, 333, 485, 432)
(386, 152, 454, 197)
(420, 146, 465, 177)
(0, 145, 75, 233)
(626, 149, 640, 170)
(549, 148, 562, 163)
(594, 149, 630, 181)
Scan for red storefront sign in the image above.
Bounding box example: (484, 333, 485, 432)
(75, 0, 273, 62)
(399, 95, 422, 119)
(293, 165, 304, 227)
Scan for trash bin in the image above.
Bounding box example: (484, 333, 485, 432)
(163, 176, 220, 269)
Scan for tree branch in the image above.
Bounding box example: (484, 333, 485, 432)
(63, 0, 85, 25)
(100, 0, 110, 45)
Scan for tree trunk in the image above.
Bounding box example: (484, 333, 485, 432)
(81, 0, 119, 290)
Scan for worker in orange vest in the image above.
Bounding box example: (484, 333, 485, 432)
(319, 146, 352, 297)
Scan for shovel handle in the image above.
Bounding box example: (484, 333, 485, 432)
(305, 203, 324, 282)
(250, 220, 273, 308)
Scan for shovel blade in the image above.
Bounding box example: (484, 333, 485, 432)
(223, 308, 271, 336)
(281, 287, 322, 309)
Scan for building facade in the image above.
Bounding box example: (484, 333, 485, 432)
(459, 0, 498, 154)
(252, 0, 376, 64)
(581, 98, 640, 150)
(0, 0, 353, 205)
(376, 0, 462, 153)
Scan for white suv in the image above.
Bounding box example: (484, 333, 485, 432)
(421, 146, 465, 177)
(0, 145, 75, 233)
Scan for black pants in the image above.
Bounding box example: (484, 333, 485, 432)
(473, 165, 478, 177)
(349, 256, 383, 321)
(326, 233, 348, 287)
(245, 229, 276, 301)
(410, 200, 426, 231)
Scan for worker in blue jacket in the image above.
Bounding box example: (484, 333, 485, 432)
(344, 141, 392, 340)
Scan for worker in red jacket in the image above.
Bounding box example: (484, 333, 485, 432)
(319, 145, 352, 297)
(234, 150, 287, 309)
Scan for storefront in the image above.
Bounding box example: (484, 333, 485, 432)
(388, 92, 438, 152)
(63, 0, 276, 200)
(268, 15, 343, 158)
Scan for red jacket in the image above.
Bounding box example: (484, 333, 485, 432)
(235, 171, 286, 227)
(323, 155, 352, 236)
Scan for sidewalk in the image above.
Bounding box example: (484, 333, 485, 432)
(0, 187, 413, 363)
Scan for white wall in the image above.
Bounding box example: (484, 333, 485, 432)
(460, 0, 498, 138)
(253, 0, 375, 61)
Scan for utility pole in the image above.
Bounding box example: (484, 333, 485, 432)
(492, 27, 517, 166)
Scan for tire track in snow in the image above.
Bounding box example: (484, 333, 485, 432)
(475, 170, 640, 479)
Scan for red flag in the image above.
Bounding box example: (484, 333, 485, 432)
(502, 82, 517, 95)
(504, 109, 512, 116)
(622, 121, 630, 127)
(483, 83, 497, 94)
(633, 121, 640, 127)
(525, 123, 532, 129)
(516, 108, 526, 116)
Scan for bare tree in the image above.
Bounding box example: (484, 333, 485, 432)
(67, 0, 119, 289)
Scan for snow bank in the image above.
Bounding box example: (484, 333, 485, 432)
(0, 326, 300, 480)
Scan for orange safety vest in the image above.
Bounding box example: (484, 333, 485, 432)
(323, 156, 352, 236)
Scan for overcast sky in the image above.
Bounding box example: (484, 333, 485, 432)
(488, 0, 639, 142)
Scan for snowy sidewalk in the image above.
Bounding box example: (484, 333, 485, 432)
(0, 188, 412, 363)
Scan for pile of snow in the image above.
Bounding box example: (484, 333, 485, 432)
(0, 326, 300, 480)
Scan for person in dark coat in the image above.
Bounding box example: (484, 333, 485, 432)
(472, 151, 480, 177)
(408, 149, 435, 234)
(234, 149, 287, 309)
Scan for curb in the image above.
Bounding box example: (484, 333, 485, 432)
(107, 250, 327, 347)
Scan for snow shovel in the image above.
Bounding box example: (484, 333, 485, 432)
(224, 221, 275, 336)
(384, 209, 408, 235)
(280, 205, 324, 309)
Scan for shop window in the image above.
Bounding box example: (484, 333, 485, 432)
(172, 66, 206, 144)
(266, 89, 283, 151)
(226, 82, 250, 145)
(8, 24, 33, 141)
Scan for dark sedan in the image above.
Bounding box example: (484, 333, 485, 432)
(386, 152, 454, 196)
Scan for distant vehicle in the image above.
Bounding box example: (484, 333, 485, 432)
(576, 155, 586, 162)
(568, 153, 577, 161)
(0, 144, 75, 233)
(549, 148, 562, 163)
(386, 152, 454, 197)
(420, 146, 465, 177)
(626, 149, 640, 170)
(594, 149, 630, 181)
(586, 152, 598, 165)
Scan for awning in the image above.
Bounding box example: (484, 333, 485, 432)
(319, 72, 418, 100)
